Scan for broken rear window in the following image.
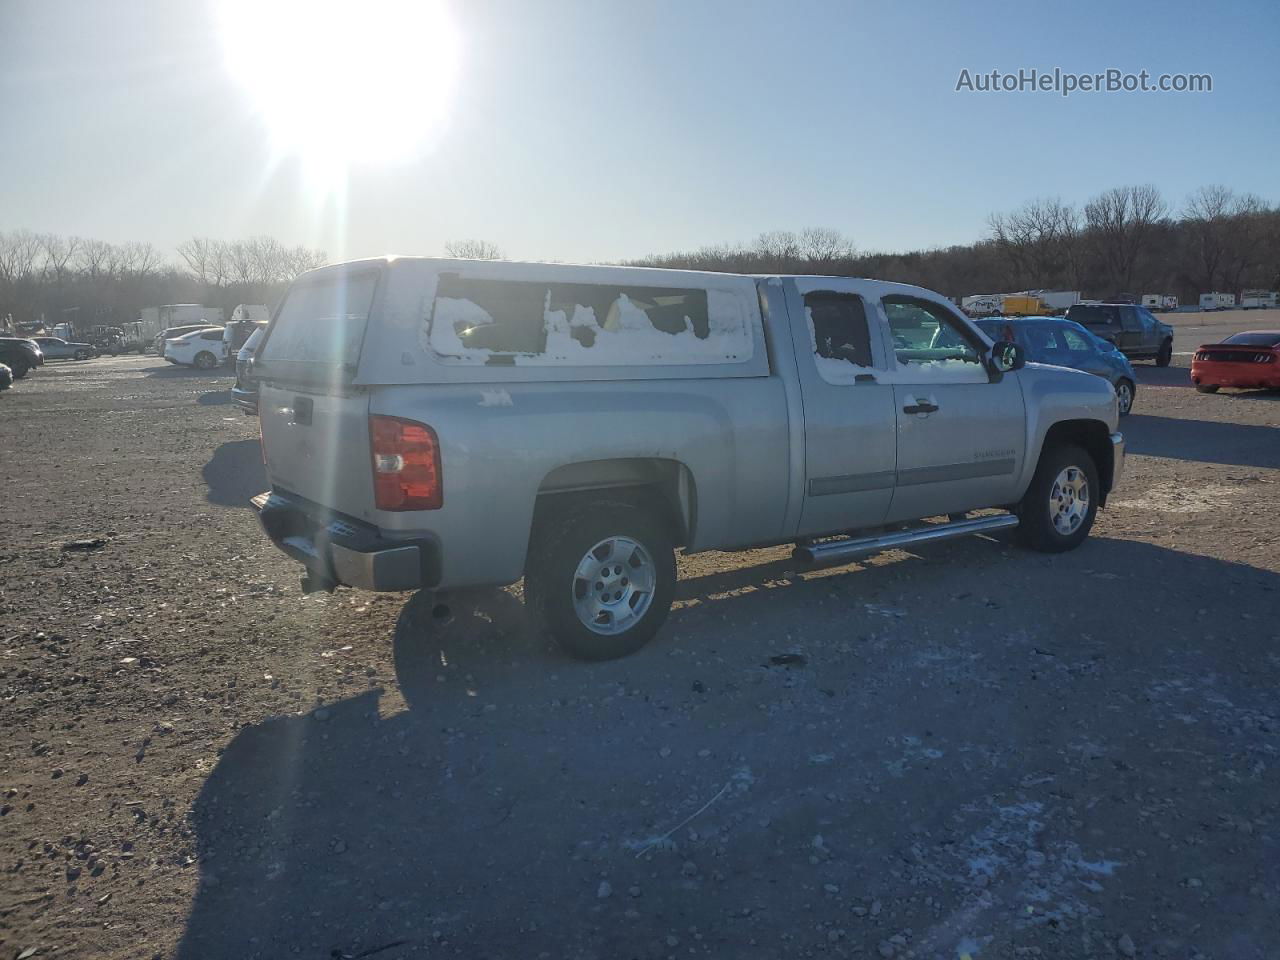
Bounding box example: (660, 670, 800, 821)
(426, 276, 751, 366)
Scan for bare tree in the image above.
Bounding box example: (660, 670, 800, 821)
(988, 198, 1082, 290)
(1084, 184, 1168, 294)
(39, 233, 81, 285)
(116, 241, 163, 277)
(445, 239, 503, 260)
(73, 238, 117, 280)
(281, 245, 327, 279)
(754, 230, 800, 267)
(798, 227, 854, 263)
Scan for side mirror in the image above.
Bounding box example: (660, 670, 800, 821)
(991, 340, 1025, 373)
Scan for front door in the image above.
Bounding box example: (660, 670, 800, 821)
(787, 282, 898, 537)
(876, 295, 1027, 523)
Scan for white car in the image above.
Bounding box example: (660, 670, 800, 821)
(164, 327, 227, 369)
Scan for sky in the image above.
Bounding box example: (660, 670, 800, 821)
(1, 0, 1278, 265)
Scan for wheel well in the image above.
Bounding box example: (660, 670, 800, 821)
(1040, 420, 1114, 503)
(531, 458, 695, 548)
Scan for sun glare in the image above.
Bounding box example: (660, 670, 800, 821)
(216, 0, 461, 178)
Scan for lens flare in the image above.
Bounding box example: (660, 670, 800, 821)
(216, 0, 461, 180)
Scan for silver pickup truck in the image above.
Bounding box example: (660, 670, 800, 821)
(251, 258, 1124, 659)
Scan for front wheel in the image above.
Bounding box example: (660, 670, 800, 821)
(1156, 340, 1172, 367)
(74, 350, 91, 361)
(1016, 443, 1099, 553)
(10, 361, 30, 379)
(1115, 378, 1135, 415)
(526, 499, 677, 660)
(194, 351, 218, 370)
(1195, 383, 1219, 394)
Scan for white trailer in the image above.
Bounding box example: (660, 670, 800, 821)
(1199, 293, 1236, 311)
(1241, 290, 1278, 309)
(1141, 294, 1161, 309)
(1030, 290, 1081, 313)
(961, 294, 1003, 316)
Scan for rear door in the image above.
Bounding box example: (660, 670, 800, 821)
(255, 266, 383, 520)
(877, 295, 1026, 522)
(1118, 306, 1145, 355)
(786, 281, 897, 536)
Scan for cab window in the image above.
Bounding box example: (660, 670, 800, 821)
(882, 295, 985, 380)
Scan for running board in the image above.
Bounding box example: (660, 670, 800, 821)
(793, 513, 1019, 565)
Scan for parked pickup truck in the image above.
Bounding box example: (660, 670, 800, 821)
(251, 258, 1125, 659)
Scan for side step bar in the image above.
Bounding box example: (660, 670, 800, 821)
(793, 513, 1019, 565)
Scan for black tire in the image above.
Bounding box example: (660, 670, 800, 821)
(1016, 443, 1099, 553)
(10, 361, 30, 379)
(1195, 383, 1219, 394)
(1115, 378, 1135, 416)
(74, 350, 90, 361)
(1156, 339, 1172, 367)
(526, 498, 677, 661)
(194, 351, 218, 370)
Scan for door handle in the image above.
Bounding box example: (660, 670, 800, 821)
(854, 373, 877, 384)
(903, 401, 939, 415)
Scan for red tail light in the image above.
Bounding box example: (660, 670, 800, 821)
(370, 415, 442, 511)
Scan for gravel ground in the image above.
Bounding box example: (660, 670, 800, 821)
(1, 331, 1278, 960)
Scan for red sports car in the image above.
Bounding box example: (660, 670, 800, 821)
(1191, 331, 1280, 393)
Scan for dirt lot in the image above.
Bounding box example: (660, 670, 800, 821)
(2, 321, 1278, 960)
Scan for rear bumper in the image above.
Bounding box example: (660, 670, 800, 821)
(231, 384, 258, 415)
(1191, 362, 1280, 388)
(251, 489, 438, 591)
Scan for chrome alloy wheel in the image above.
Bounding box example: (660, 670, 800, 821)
(571, 536, 656, 635)
(1115, 380, 1133, 414)
(1049, 466, 1090, 535)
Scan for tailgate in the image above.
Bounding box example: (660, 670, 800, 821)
(258, 384, 376, 519)
(254, 264, 384, 519)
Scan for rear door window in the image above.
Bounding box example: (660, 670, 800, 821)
(259, 270, 380, 368)
(803, 291, 873, 382)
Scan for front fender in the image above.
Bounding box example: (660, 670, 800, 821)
(1016, 365, 1119, 496)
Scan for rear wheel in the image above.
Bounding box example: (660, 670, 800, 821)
(194, 351, 218, 370)
(10, 360, 30, 379)
(1115, 378, 1135, 415)
(1195, 383, 1219, 394)
(1156, 339, 1172, 367)
(1016, 443, 1099, 553)
(526, 499, 677, 661)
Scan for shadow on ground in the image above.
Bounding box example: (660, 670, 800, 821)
(1134, 366, 1191, 389)
(197, 389, 233, 406)
(1123, 413, 1280, 468)
(177, 537, 1280, 959)
(202, 439, 266, 507)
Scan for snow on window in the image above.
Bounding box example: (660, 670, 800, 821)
(803, 290, 874, 385)
(424, 277, 752, 366)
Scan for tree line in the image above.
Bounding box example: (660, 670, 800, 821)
(627, 184, 1280, 303)
(0, 232, 326, 333)
(5, 184, 1278, 333)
